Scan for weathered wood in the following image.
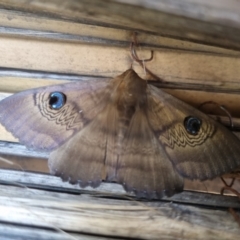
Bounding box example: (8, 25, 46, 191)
(0, 7, 238, 56)
(115, 0, 240, 29)
(0, 183, 239, 240)
(0, 36, 240, 81)
(0, 141, 47, 158)
(0, 223, 114, 240)
(0, 168, 239, 209)
(0, 0, 240, 49)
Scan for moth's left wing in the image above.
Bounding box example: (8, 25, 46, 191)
(48, 103, 123, 188)
(0, 79, 114, 151)
(147, 85, 240, 180)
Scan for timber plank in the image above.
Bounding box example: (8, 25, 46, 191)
(0, 183, 239, 240)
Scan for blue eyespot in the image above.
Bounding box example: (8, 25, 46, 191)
(184, 116, 202, 135)
(49, 92, 66, 109)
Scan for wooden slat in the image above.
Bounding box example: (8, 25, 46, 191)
(1, 0, 240, 49)
(0, 8, 238, 56)
(0, 182, 239, 240)
(0, 223, 113, 240)
(116, 0, 240, 28)
(1, 36, 240, 82)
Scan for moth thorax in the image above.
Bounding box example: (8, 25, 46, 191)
(115, 78, 147, 107)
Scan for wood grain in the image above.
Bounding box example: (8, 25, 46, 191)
(0, 8, 238, 56)
(0, 36, 240, 81)
(0, 182, 239, 240)
(1, 0, 240, 49)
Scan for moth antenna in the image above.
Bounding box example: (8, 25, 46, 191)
(132, 31, 139, 47)
(198, 101, 234, 129)
(220, 176, 240, 227)
(229, 208, 240, 227)
(142, 59, 146, 76)
(220, 176, 235, 188)
(130, 41, 154, 63)
(130, 32, 164, 82)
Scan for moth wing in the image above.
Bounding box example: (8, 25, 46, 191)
(147, 85, 240, 180)
(0, 79, 115, 151)
(116, 108, 184, 198)
(48, 103, 122, 188)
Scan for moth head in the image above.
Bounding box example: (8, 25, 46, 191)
(184, 116, 202, 135)
(49, 92, 66, 109)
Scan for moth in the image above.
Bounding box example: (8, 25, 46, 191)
(0, 69, 240, 199)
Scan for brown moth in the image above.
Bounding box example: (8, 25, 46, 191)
(0, 69, 240, 199)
